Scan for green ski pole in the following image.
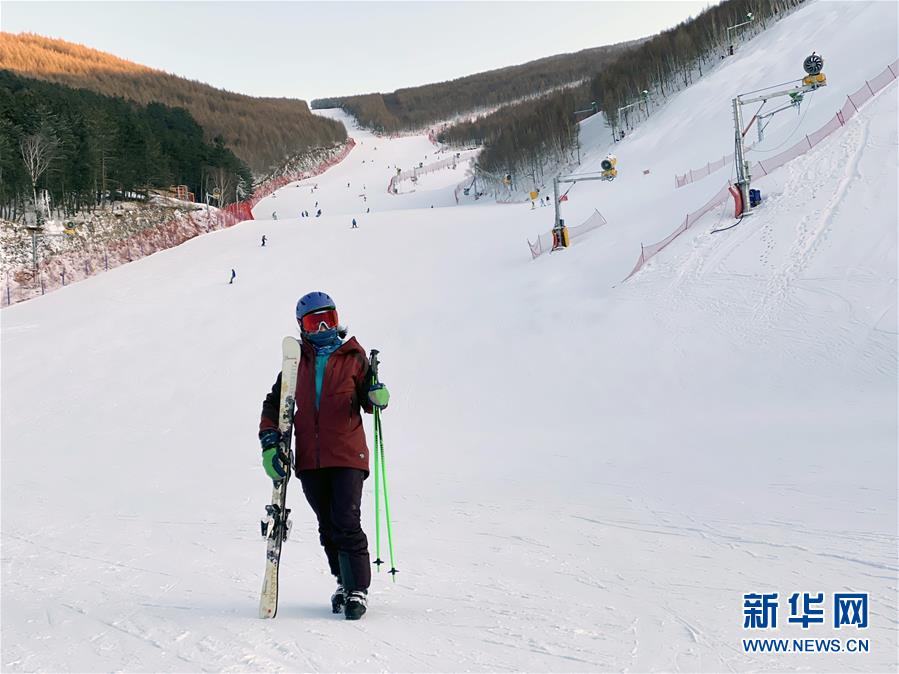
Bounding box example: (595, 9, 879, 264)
(373, 410, 383, 570)
(376, 412, 398, 579)
(369, 349, 397, 579)
(370, 350, 384, 571)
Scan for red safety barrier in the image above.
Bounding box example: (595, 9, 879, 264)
(729, 184, 743, 218)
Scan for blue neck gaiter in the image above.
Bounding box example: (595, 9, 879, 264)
(306, 329, 343, 409)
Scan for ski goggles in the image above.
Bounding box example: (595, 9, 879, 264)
(299, 308, 339, 333)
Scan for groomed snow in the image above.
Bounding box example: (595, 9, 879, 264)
(1, 1, 896, 671)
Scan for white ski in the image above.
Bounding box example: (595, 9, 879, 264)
(259, 336, 301, 618)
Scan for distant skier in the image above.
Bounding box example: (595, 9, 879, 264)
(229, 269, 236, 284)
(272, 211, 278, 220)
(316, 209, 322, 217)
(261, 235, 267, 247)
(366, 207, 370, 213)
(351, 218, 357, 229)
(257, 291, 389, 621)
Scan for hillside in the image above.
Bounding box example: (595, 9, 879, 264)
(311, 42, 634, 133)
(0, 32, 346, 173)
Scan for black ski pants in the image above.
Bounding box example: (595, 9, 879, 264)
(298, 467, 371, 592)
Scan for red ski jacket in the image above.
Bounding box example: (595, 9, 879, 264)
(260, 337, 374, 473)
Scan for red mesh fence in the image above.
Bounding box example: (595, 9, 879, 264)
(870, 61, 898, 93)
(688, 184, 731, 225)
(675, 155, 732, 188)
(754, 137, 808, 176)
(641, 218, 689, 263)
(807, 114, 842, 147)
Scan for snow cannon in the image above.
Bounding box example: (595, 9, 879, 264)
(802, 52, 826, 88)
(600, 154, 618, 181)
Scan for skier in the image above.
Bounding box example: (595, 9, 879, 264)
(258, 292, 390, 620)
(316, 209, 322, 217)
(351, 218, 357, 229)
(261, 235, 267, 247)
(229, 268, 236, 284)
(272, 211, 278, 220)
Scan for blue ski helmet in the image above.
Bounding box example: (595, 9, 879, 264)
(296, 291, 336, 319)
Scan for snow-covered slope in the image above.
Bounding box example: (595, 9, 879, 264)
(251, 110, 474, 220)
(2, 1, 896, 671)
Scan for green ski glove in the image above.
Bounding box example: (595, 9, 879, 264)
(368, 383, 390, 410)
(259, 429, 287, 481)
(262, 447, 288, 481)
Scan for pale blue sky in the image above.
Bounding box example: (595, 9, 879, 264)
(2, 1, 713, 101)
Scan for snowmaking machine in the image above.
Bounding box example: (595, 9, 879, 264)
(600, 154, 618, 181)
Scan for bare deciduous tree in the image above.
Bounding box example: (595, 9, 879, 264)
(209, 165, 237, 206)
(20, 128, 58, 222)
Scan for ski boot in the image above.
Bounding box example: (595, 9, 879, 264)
(344, 589, 367, 620)
(331, 582, 346, 614)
